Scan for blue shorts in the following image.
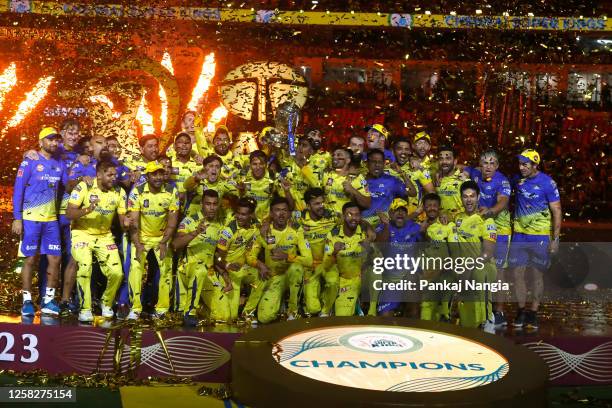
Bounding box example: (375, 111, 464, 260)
(59, 214, 71, 251)
(495, 234, 511, 269)
(508, 233, 550, 270)
(21, 220, 61, 257)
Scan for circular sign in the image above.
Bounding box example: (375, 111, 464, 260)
(277, 326, 507, 392)
(232, 317, 548, 408)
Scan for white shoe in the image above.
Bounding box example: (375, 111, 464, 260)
(127, 310, 140, 320)
(102, 305, 114, 318)
(287, 313, 296, 321)
(79, 310, 94, 322)
(482, 319, 496, 334)
(319, 312, 329, 317)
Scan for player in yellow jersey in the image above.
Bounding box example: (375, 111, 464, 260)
(214, 197, 263, 322)
(304, 128, 331, 181)
(295, 188, 340, 316)
(169, 132, 200, 204)
(451, 181, 497, 331)
(435, 146, 468, 221)
(322, 148, 371, 215)
(278, 137, 321, 212)
(237, 150, 275, 221)
(419, 193, 456, 322)
(184, 155, 238, 220)
(317, 202, 371, 316)
(388, 137, 435, 216)
(247, 197, 313, 323)
(127, 162, 180, 319)
(124, 134, 159, 185)
(173, 189, 225, 326)
(67, 160, 127, 322)
(203, 126, 246, 181)
(412, 131, 438, 175)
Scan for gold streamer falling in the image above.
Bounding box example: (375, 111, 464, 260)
(154, 330, 176, 376)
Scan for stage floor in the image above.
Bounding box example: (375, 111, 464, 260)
(1, 296, 611, 337)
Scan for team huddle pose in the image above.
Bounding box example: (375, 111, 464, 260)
(12, 115, 561, 331)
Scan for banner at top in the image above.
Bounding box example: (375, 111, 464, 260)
(14, 2, 611, 32)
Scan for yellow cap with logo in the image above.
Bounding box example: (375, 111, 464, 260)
(143, 161, 165, 174)
(390, 198, 409, 212)
(366, 124, 389, 139)
(414, 131, 431, 143)
(39, 127, 60, 140)
(518, 149, 540, 164)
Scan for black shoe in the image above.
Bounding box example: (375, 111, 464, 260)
(59, 301, 73, 318)
(513, 308, 526, 328)
(183, 314, 199, 327)
(493, 311, 507, 328)
(524, 310, 539, 330)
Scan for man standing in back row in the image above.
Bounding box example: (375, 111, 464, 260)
(509, 149, 561, 330)
(12, 127, 66, 316)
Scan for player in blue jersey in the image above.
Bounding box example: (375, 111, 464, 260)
(12, 127, 66, 316)
(375, 198, 423, 316)
(362, 149, 416, 227)
(509, 149, 561, 330)
(463, 149, 512, 327)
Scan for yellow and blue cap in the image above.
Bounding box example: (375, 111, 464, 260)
(39, 127, 60, 140)
(365, 124, 389, 139)
(518, 149, 540, 164)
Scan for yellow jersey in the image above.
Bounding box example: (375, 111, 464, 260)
(171, 157, 200, 194)
(69, 179, 126, 235)
(320, 225, 369, 279)
(450, 212, 497, 259)
(294, 208, 339, 266)
(436, 169, 466, 220)
(241, 172, 275, 221)
(247, 225, 313, 276)
(322, 171, 370, 215)
(177, 212, 224, 267)
(217, 220, 260, 265)
(279, 159, 320, 211)
(128, 182, 180, 238)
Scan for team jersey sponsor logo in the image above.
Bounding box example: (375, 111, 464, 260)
(218, 237, 228, 247)
(327, 178, 334, 186)
(143, 199, 150, 208)
(221, 230, 232, 239)
(48, 244, 61, 251)
(17, 169, 23, 177)
(73, 242, 88, 248)
(106, 244, 118, 250)
(89, 194, 99, 202)
(36, 164, 44, 172)
(266, 235, 276, 244)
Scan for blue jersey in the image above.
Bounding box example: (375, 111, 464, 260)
(466, 167, 512, 235)
(13, 155, 66, 222)
(112, 157, 130, 183)
(69, 157, 131, 185)
(362, 148, 396, 164)
(362, 174, 406, 219)
(376, 220, 422, 273)
(69, 158, 96, 180)
(512, 172, 560, 236)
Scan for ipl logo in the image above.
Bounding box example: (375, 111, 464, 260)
(339, 331, 423, 354)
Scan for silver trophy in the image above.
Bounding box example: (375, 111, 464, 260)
(274, 101, 300, 156)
